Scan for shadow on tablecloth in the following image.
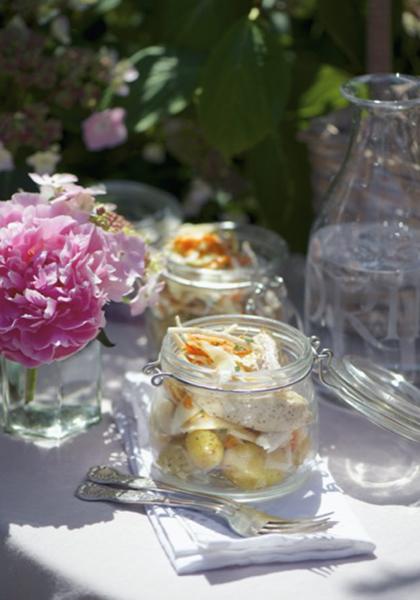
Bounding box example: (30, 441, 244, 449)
(319, 398, 420, 506)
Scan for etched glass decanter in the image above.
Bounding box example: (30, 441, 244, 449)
(305, 74, 420, 384)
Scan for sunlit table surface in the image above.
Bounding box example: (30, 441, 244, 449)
(2, 306, 420, 600)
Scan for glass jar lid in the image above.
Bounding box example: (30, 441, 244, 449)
(315, 343, 420, 443)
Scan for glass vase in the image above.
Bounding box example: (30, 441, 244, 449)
(1, 341, 101, 440)
(305, 74, 420, 384)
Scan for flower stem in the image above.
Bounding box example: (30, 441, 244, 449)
(25, 368, 38, 405)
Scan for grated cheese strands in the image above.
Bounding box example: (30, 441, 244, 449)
(168, 326, 245, 346)
(169, 323, 285, 383)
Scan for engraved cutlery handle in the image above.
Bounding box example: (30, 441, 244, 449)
(76, 481, 223, 514)
(87, 465, 156, 489)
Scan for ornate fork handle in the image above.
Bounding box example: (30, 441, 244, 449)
(77, 482, 231, 524)
(87, 465, 236, 511)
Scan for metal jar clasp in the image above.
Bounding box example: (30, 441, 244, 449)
(142, 359, 174, 386)
(310, 336, 334, 385)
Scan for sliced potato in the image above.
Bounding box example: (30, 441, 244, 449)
(222, 442, 265, 489)
(223, 441, 285, 489)
(157, 442, 194, 479)
(185, 430, 224, 470)
(261, 468, 286, 487)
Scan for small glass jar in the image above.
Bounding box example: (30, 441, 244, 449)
(144, 314, 420, 501)
(146, 222, 298, 349)
(145, 315, 318, 502)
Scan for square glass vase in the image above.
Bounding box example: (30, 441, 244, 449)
(1, 342, 101, 441)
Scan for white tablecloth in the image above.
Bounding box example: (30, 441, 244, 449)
(1, 314, 420, 600)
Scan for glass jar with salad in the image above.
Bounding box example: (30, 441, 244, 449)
(144, 314, 318, 501)
(146, 222, 298, 349)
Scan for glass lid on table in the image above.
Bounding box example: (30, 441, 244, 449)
(316, 346, 420, 443)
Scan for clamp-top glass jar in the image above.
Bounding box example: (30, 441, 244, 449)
(145, 315, 318, 502)
(145, 314, 420, 501)
(146, 222, 298, 349)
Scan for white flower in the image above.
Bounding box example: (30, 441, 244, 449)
(50, 16, 71, 45)
(29, 172, 79, 187)
(0, 142, 14, 172)
(112, 59, 139, 96)
(26, 147, 61, 176)
(29, 171, 106, 202)
(83, 184, 106, 196)
(28, 171, 78, 201)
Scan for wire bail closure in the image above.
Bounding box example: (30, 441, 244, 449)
(310, 336, 334, 385)
(142, 359, 174, 386)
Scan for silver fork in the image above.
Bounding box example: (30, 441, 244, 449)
(78, 466, 334, 537)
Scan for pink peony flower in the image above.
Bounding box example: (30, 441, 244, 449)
(0, 192, 147, 367)
(130, 272, 165, 316)
(82, 108, 127, 151)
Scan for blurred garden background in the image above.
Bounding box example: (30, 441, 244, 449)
(0, 0, 419, 252)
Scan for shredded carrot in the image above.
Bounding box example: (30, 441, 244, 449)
(165, 381, 194, 407)
(172, 236, 201, 254)
(186, 354, 212, 366)
(234, 347, 252, 357)
(182, 394, 193, 409)
(184, 343, 209, 357)
(224, 434, 240, 449)
(290, 430, 298, 451)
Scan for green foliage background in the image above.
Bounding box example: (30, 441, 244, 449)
(1, 0, 419, 251)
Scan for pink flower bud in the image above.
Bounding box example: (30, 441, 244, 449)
(82, 108, 127, 152)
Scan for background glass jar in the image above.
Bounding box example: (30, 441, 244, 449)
(146, 315, 318, 502)
(146, 222, 298, 349)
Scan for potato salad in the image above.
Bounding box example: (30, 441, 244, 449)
(150, 321, 314, 492)
(148, 223, 286, 348)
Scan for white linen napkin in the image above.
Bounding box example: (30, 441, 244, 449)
(113, 372, 375, 574)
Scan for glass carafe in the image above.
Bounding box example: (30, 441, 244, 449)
(305, 74, 420, 384)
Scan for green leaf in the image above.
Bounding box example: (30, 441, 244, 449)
(198, 17, 290, 157)
(246, 134, 293, 229)
(96, 329, 116, 348)
(157, 0, 252, 52)
(94, 0, 123, 14)
(317, 0, 365, 70)
(246, 129, 313, 252)
(297, 64, 350, 120)
(122, 46, 202, 132)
